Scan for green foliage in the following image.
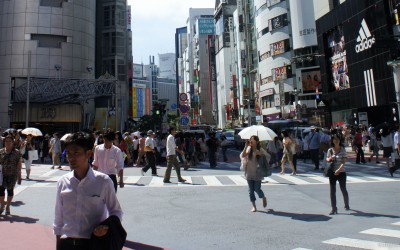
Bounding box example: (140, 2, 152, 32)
(167, 113, 180, 130)
(137, 115, 156, 131)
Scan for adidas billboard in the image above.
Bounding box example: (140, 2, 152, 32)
(355, 19, 375, 53)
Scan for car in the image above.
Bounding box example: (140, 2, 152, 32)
(233, 127, 246, 149)
(215, 130, 234, 147)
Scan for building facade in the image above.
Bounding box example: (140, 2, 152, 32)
(0, 0, 96, 131)
(317, 0, 396, 126)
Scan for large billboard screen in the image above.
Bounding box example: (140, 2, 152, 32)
(326, 25, 349, 91)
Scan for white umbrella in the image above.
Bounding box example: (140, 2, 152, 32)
(132, 131, 141, 138)
(60, 133, 72, 141)
(238, 125, 277, 141)
(21, 127, 43, 137)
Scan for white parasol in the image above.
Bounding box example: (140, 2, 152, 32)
(21, 127, 43, 137)
(60, 133, 73, 141)
(238, 125, 277, 141)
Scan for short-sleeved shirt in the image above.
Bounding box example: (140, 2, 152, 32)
(327, 147, 347, 173)
(0, 148, 21, 189)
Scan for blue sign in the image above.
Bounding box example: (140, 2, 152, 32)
(171, 103, 177, 110)
(198, 18, 215, 34)
(180, 116, 189, 126)
(180, 104, 189, 114)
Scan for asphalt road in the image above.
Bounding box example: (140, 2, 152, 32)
(2, 147, 400, 250)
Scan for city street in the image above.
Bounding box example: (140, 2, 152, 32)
(1, 147, 400, 250)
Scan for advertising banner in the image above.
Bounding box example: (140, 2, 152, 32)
(326, 25, 350, 91)
(270, 40, 286, 56)
(132, 87, 137, 117)
(145, 88, 150, 115)
(198, 18, 215, 34)
(133, 64, 143, 78)
(289, 0, 317, 50)
(137, 88, 144, 117)
(301, 69, 321, 93)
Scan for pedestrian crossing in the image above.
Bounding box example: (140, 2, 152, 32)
(20, 171, 399, 189)
(294, 221, 400, 250)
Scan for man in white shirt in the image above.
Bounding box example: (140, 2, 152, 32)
(394, 126, 400, 153)
(141, 130, 158, 176)
(163, 127, 186, 183)
(54, 132, 123, 250)
(92, 130, 124, 192)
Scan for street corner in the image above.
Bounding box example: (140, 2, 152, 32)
(0, 216, 55, 250)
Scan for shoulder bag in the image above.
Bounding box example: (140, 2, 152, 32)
(323, 148, 335, 177)
(256, 155, 272, 177)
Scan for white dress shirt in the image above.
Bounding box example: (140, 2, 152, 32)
(166, 134, 177, 156)
(53, 167, 123, 239)
(92, 144, 124, 175)
(394, 131, 400, 147)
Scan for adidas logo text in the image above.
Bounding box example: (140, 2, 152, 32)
(355, 19, 375, 53)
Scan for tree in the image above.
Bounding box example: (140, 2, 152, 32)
(167, 113, 180, 130)
(137, 115, 155, 132)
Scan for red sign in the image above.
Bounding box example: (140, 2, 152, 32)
(179, 93, 188, 102)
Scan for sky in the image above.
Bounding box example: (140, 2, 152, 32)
(128, 0, 215, 64)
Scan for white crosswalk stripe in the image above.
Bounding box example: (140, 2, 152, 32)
(360, 228, 400, 238)
(323, 237, 400, 249)
(203, 176, 223, 186)
(20, 171, 399, 189)
(322, 222, 400, 249)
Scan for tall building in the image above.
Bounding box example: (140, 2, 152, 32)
(0, 0, 96, 131)
(95, 0, 130, 131)
(180, 8, 214, 127)
(317, 0, 395, 126)
(254, 0, 320, 124)
(214, 0, 238, 129)
(175, 26, 188, 117)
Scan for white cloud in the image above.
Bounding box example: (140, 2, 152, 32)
(128, 0, 215, 64)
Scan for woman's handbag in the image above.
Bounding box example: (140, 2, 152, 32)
(28, 150, 39, 161)
(324, 149, 335, 177)
(240, 157, 248, 172)
(324, 163, 335, 177)
(256, 155, 272, 177)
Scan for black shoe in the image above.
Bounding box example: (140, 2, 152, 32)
(356, 162, 360, 164)
(361, 161, 366, 164)
(345, 206, 350, 211)
(368, 158, 371, 162)
(178, 179, 186, 183)
(329, 209, 337, 215)
(376, 161, 380, 163)
(163, 180, 171, 183)
(314, 167, 319, 170)
(389, 168, 394, 177)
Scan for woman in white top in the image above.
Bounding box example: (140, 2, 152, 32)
(280, 130, 295, 175)
(380, 127, 394, 170)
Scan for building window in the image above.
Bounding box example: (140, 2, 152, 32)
(269, 13, 288, 32)
(40, 0, 67, 7)
(31, 34, 67, 48)
(262, 95, 275, 108)
(104, 5, 116, 27)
